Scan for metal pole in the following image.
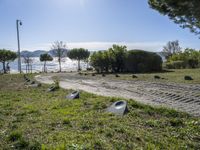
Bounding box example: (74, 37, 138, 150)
(16, 20, 22, 73)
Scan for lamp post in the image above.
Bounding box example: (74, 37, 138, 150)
(16, 20, 22, 73)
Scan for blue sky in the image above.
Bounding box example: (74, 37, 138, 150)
(0, 0, 200, 51)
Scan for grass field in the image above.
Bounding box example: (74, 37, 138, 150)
(0, 73, 200, 149)
(82, 69, 200, 84)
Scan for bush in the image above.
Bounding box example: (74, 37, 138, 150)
(125, 50, 162, 73)
(167, 48, 200, 69)
(90, 47, 163, 73)
(165, 61, 186, 69)
(165, 62, 174, 69)
(187, 58, 198, 68)
(54, 79, 60, 89)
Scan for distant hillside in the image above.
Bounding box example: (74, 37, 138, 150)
(48, 49, 68, 57)
(21, 50, 46, 57)
(21, 49, 68, 57)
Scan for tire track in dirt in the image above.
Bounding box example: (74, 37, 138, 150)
(35, 74, 200, 116)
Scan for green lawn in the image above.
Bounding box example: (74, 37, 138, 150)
(0, 74, 200, 149)
(84, 68, 200, 84)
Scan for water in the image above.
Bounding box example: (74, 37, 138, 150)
(0, 57, 88, 73)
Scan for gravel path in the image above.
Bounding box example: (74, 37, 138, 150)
(35, 73, 200, 116)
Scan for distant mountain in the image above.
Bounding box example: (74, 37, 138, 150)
(48, 49, 68, 57)
(21, 49, 68, 57)
(21, 50, 46, 57)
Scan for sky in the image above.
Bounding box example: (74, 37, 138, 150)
(0, 0, 200, 52)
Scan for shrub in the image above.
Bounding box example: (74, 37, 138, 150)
(165, 61, 186, 69)
(54, 80, 60, 89)
(90, 47, 163, 73)
(125, 50, 162, 73)
(165, 62, 174, 69)
(187, 58, 198, 68)
(167, 48, 200, 69)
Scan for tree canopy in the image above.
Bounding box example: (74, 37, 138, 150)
(40, 53, 53, 62)
(108, 45, 127, 72)
(90, 51, 110, 72)
(0, 49, 17, 73)
(68, 48, 90, 70)
(90, 45, 162, 73)
(148, 0, 200, 36)
(40, 53, 53, 72)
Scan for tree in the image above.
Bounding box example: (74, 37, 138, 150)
(0, 49, 17, 73)
(51, 41, 67, 72)
(22, 53, 33, 73)
(68, 48, 90, 71)
(90, 51, 110, 72)
(40, 53, 53, 73)
(148, 0, 200, 36)
(108, 45, 127, 72)
(163, 40, 181, 59)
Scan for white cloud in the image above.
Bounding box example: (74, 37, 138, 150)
(67, 41, 165, 52)
(2, 41, 199, 52)
(14, 41, 166, 52)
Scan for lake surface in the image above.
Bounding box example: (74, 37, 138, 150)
(0, 57, 88, 73)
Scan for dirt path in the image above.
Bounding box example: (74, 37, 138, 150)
(35, 73, 200, 116)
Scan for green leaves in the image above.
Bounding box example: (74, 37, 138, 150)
(68, 48, 90, 70)
(148, 0, 200, 36)
(90, 44, 127, 73)
(0, 49, 17, 73)
(68, 48, 90, 61)
(0, 49, 17, 63)
(40, 53, 53, 62)
(90, 45, 162, 73)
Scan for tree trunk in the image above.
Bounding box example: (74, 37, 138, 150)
(2, 62, 6, 73)
(59, 60, 61, 72)
(86, 59, 89, 68)
(78, 59, 80, 71)
(44, 61, 46, 73)
(28, 63, 29, 73)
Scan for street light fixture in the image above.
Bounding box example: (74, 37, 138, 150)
(16, 19, 22, 73)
